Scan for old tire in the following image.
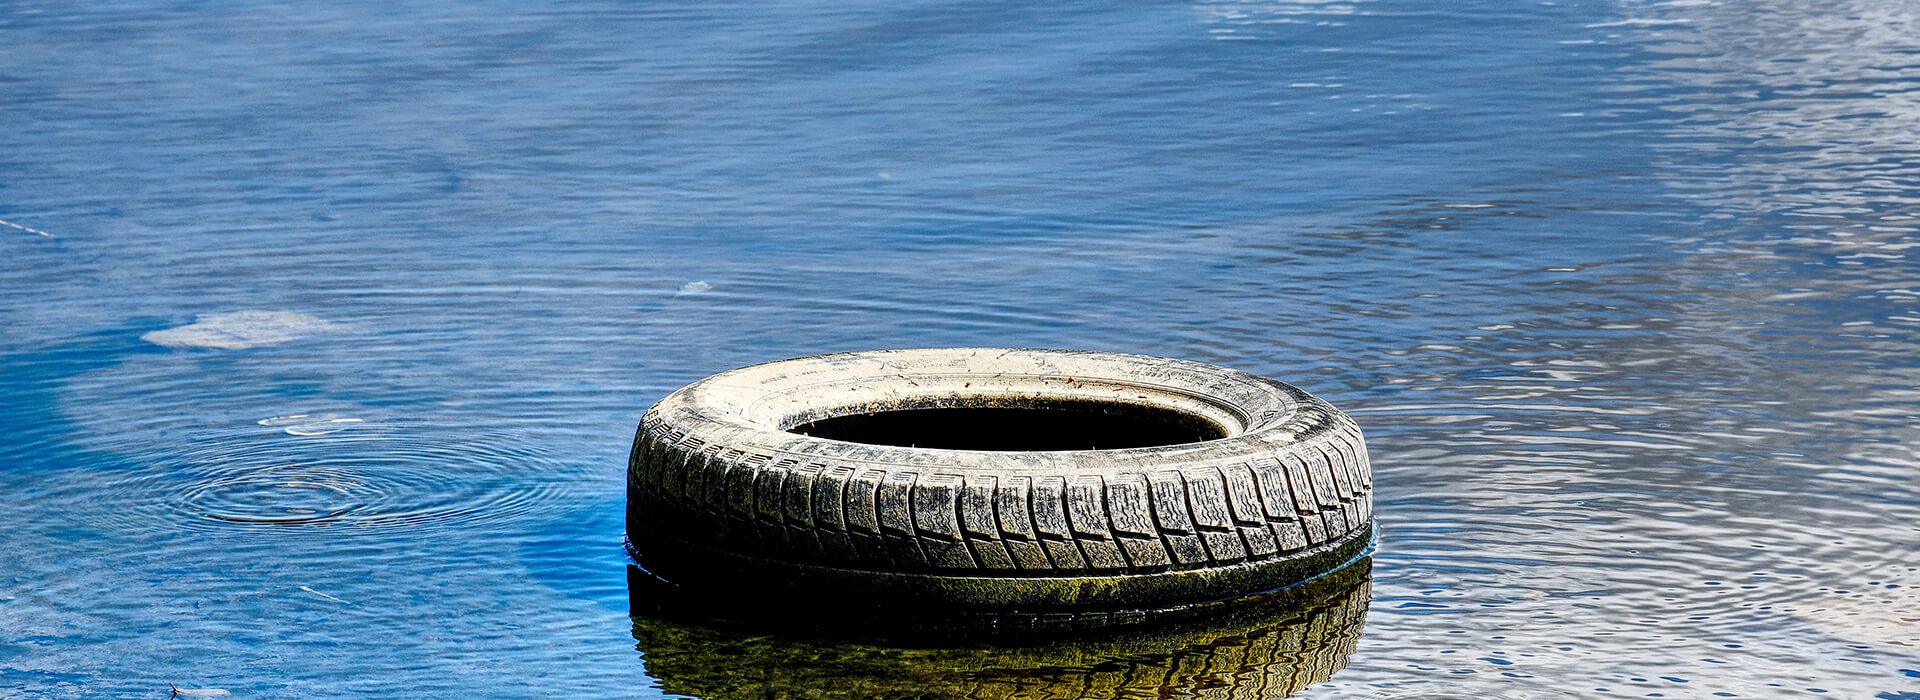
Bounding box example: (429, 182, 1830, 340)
(626, 348, 1373, 634)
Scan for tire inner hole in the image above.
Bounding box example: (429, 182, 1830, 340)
(788, 399, 1227, 451)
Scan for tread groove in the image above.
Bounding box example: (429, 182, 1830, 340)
(627, 356, 1370, 581)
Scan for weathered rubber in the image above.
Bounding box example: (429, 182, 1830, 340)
(627, 348, 1372, 624)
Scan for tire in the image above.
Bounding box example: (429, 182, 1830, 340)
(626, 348, 1373, 633)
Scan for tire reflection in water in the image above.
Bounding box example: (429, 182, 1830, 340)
(629, 560, 1371, 700)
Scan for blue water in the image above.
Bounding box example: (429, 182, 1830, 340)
(4, 1, 1918, 698)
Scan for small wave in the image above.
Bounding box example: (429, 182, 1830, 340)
(89, 420, 584, 534)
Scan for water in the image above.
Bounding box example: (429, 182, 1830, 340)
(2, 0, 1917, 697)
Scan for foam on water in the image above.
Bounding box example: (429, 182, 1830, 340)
(140, 311, 349, 350)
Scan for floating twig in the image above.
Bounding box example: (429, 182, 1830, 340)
(169, 683, 231, 697)
(0, 218, 54, 237)
(298, 585, 351, 604)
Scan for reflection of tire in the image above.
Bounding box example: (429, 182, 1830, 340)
(630, 559, 1372, 700)
(627, 348, 1373, 627)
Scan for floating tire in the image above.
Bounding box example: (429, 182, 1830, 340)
(626, 348, 1373, 635)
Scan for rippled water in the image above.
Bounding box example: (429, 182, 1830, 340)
(3, 0, 1918, 698)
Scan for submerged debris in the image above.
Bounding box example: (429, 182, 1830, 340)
(141, 310, 348, 350)
(298, 586, 351, 604)
(258, 414, 364, 436)
(169, 684, 232, 697)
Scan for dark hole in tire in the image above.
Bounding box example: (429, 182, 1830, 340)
(788, 399, 1228, 451)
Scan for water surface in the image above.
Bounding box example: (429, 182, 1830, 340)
(2, 0, 1917, 698)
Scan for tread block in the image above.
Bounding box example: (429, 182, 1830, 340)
(1104, 474, 1156, 537)
(1065, 475, 1114, 539)
(1118, 536, 1172, 568)
(747, 462, 787, 551)
(1166, 533, 1210, 565)
(1184, 469, 1236, 531)
(1079, 537, 1127, 570)
(650, 441, 678, 497)
(996, 476, 1038, 541)
(1327, 439, 1364, 499)
(1300, 450, 1343, 509)
(960, 476, 1000, 539)
(706, 449, 746, 511)
(722, 459, 756, 517)
(1347, 426, 1374, 488)
(1326, 502, 1357, 534)
(753, 467, 787, 523)
(784, 463, 819, 526)
(1241, 524, 1279, 556)
(921, 538, 975, 569)
(878, 472, 918, 535)
(1005, 538, 1051, 570)
(1221, 463, 1267, 525)
(1249, 457, 1294, 520)
(1300, 511, 1330, 545)
(845, 469, 885, 535)
(1148, 471, 1195, 534)
(631, 435, 658, 492)
(1280, 454, 1321, 514)
(813, 465, 853, 531)
(1030, 476, 1073, 539)
(783, 464, 823, 556)
(1042, 539, 1088, 570)
(1201, 529, 1248, 562)
(1317, 444, 1356, 500)
(648, 439, 676, 496)
(813, 465, 856, 561)
(684, 450, 716, 511)
(1271, 520, 1310, 552)
(658, 448, 688, 501)
(638, 439, 664, 491)
(912, 474, 965, 541)
(967, 538, 1016, 569)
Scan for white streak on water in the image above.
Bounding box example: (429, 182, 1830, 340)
(0, 217, 55, 237)
(141, 310, 349, 349)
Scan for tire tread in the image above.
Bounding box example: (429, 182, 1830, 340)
(629, 398, 1372, 576)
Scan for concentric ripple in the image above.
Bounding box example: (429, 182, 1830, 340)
(179, 463, 366, 525)
(91, 420, 587, 534)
